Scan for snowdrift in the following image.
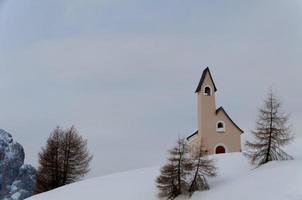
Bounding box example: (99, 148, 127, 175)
(27, 138, 302, 200)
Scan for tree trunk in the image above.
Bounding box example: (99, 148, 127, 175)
(265, 94, 273, 163)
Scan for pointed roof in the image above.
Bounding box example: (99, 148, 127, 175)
(195, 67, 217, 93)
(216, 107, 244, 133)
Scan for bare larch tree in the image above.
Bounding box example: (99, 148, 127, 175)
(189, 145, 217, 195)
(61, 126, 93, 185)
(35, 126, 64, 193)
(156, 161, 179, 200)
(156, 138, 193, 199)
(245, 89, 294, 166)
(35, 126, 93, 194)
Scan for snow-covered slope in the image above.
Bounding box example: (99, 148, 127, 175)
(27, 138, 302, 200)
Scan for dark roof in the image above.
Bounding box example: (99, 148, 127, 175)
(195, 67, 217, 93)
(186, 130, 198, 141)
(216, 107, 244, 133)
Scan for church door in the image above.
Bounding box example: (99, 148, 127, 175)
(215, 146, 226, 154)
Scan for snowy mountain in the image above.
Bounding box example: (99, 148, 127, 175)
(27, 138, 302, 200)
(0, 129, 36, 200)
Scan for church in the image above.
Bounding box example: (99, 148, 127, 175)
(187, 67, 243, 154)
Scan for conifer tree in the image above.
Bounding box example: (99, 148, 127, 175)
(156, 138, 193, 199)
(61, 126, 93, 185)
(156, 161, 179, 199)
(35, 126, 63, 193)
(188, 146, 216, 195)
(35, 126, 93, 194)
(245, 89, 294, 166)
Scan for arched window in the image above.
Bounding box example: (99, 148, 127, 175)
(204, 86, 211, 96)
(215, 146, 226, 154)
(218, 122, 224, 129)
(214, 143, 229, 154)
(216, 121, 225, 132)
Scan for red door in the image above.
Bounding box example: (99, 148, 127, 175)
(215, 146, 226, 154)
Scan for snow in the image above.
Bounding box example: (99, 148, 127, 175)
(26, 167, 159, 200)
(27, 138, 302, 200)
(0, 129, 13, 143)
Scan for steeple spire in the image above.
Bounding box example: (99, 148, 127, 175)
(195, 67, 217, 93)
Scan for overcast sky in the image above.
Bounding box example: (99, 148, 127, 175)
(0, 0, 301, 177)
